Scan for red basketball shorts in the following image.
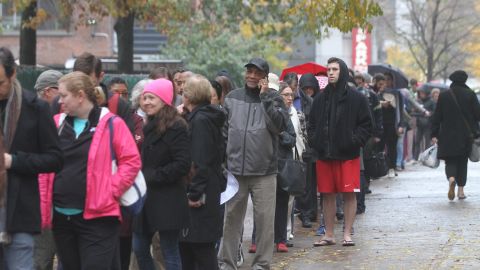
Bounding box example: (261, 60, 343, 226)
(316, 158, 360, 193)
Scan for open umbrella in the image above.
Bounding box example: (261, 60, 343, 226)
(368, 64, 409, 89)
(417, 82, 449, 93)
(280, 62, 327, 80)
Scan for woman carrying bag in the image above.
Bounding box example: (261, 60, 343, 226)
(42, 71, 141, 270)
(431, 70, 480, 201)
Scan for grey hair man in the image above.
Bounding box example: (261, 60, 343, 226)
(35, 70, 63, 106)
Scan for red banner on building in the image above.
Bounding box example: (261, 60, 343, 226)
(352, 28, 371, 73)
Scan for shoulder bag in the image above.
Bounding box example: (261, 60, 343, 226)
(108, 117, 147, 215)
(449, 90, 480, 162)
(363, 138, 388, 178)
(277, 146, 307, 196)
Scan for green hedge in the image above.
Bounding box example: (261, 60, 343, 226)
(16, 66, 148, 93)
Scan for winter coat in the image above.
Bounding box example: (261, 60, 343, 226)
(290, 107, 306, 157)
(307, 59, 372, 161)
(181, 104, 226, 243)
(223, 87, 288, 176)
(40, 108, 141, 228)
(278, 118, 297, 160)
(431, 84, 480, 158)
(358, 87, 383, 138)
(134, 118, 191, 233)
(7, 90, 63, 233)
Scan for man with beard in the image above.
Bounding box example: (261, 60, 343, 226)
(0, 47, 63, 269)
(308, 57, 371, 247)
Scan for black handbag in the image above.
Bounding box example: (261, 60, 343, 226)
(277, 147, 307, 196)
(364, 151, 388, 178)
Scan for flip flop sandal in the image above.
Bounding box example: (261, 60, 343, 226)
(313, 239, 336, 247)
(342, 240, 355, 246)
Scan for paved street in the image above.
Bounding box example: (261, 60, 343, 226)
(240, 161, 480, 269)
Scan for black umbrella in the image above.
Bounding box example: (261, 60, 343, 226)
(368, 64, 409, 89)
(417, 82, 449, 93)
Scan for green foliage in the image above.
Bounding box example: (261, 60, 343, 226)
(161, 27, 270, 86)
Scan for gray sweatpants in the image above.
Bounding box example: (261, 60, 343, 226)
(218, 174, 276, 270)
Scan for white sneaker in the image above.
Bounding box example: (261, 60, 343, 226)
(388, 169, 396, 178)
(289, 233, 294, 240)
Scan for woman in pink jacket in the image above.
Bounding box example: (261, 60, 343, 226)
(42, 71, 141, 270)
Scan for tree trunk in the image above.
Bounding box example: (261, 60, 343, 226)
(114, 12, 135, 73)
(20, 0, 37, 66)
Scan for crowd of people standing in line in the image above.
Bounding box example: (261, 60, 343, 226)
(0, 44, 478, 270)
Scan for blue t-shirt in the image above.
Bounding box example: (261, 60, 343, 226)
(73, 118, 88, 138)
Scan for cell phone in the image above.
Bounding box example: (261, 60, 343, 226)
(258, 76, 269, 89)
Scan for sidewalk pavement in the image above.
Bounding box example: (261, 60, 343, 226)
(239, 161, 480, 269)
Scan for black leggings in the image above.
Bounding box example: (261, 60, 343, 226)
(444, 156, 468, 187)
(380, 125, 398, 169)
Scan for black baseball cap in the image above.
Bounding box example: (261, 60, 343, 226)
(245, 58, 269, 74)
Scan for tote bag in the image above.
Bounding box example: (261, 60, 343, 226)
(108, 117, 147, 215)
(418, 144, 440, 169)
(277, 147, 306, 196)
(364, 151, 389, 178)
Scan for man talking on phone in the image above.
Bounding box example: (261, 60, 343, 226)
(219, 58, 288, 270)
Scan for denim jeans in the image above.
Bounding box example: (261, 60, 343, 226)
(396, 133, 405, 168)
(132, 232, 155, 270)
(133, 230, 181, 270)
(34, 229, 56, 270)
(3, 233, 35, 270)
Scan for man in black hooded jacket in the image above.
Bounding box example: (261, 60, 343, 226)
(308, 57, 371, 247)
(294, 73, 317, 228)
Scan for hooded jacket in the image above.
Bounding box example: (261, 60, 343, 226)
(307, 59, 372, 160)
(299, 73, 320, 95)
(223, 86, 288, 176)
(297, 74, 316, 120)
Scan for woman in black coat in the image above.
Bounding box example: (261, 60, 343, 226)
(132, 79, 191, 270)
(432, 70, 480, 200)
(179, 75, 226, 270)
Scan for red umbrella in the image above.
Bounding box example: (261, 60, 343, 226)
(279, 62, 328, 80)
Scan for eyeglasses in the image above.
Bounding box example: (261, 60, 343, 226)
(281, 93, 294, 98)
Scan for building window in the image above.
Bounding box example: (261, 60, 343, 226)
(0, 1, 70, 33)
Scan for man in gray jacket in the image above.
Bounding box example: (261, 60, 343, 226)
(218, 58, 288, 270)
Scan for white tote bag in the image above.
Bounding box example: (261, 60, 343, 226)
(108, 117, 146, 215)
(419, 144, 440, 169)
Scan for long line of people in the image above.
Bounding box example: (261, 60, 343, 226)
(1, 44, 477, 270)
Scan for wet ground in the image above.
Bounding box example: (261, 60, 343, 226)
(239, 161, 480, 269)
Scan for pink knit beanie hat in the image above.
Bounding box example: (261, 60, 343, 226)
(143, 79, 174, 106)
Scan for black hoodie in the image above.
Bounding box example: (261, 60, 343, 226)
(307, 59, 372, 160)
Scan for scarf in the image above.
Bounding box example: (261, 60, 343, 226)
(0, 79, 22, 244)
